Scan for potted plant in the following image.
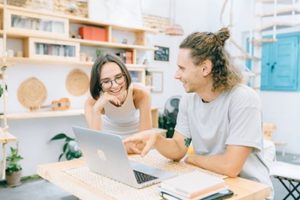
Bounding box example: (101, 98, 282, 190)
(50, 133, 82, 161)
(158, 96, 181, 138)
(6, 146, 24, 187)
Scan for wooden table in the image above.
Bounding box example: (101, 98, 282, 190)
(37, 151, 271, 200)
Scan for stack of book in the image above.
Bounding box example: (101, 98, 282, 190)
(159, 170, 233, 200)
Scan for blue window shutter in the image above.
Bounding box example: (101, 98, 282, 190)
(261, 41, 273, 90)
(261, 33, 299, 91)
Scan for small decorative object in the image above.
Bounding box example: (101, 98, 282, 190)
(154, 46, 169, 61)
(70, 31, 77, 39)
(66, 69, 89, 96)
(165, 0, 184, 36)
(121, 38, 128, 44)
(145, 70, 152, 86)
(16, 51, 23, 57)
(96, 49, 103, 58)
(7, 0, 27, 7)
(50, 133, 82, 161)
(143, 59, 149, 66)
(80, 52, 87, 62)
(112, 37, 118, 43)
(79, 26, 107, 42)
(66, 3, 78, 13)
(6, 146, 24, 187)
(17, 77, 47, 111)
(51, 98, 70, 111)
(86, 56, 93, 62)
(7, 49, 14, 57)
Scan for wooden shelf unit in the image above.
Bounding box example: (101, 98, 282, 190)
(0, 109, 85, 120)
(0, 132, 17, 143)
(0, 108, 159, 128)
(0, 4, 158, 84)
(5, 57, 147, 67)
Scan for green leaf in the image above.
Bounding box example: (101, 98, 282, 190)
(50, 133, 68, 141)
(63, 143, 68, 153)
(58, 153, 64, 161)
(0, 85, 3, 98)
(66, 152, 72, 160)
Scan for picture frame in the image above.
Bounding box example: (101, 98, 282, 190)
(154, 46, 169, 61)
(147, 70, 164, 93)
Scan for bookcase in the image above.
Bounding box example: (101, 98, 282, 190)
(0, 4, 157, 80)
(0, 3, 158, 120)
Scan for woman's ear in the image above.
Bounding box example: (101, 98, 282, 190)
(201, 60, 213, 77)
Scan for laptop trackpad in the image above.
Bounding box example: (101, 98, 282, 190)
(130, 160, 176, 180)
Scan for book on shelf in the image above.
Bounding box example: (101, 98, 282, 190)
(158, 170, 228, 200)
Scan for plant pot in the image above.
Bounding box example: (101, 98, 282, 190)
(5, 171, 22, 187)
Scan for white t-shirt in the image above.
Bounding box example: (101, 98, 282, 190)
(175, 84, 273, 193)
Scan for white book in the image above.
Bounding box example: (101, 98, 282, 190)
(160, 170, 226, 199)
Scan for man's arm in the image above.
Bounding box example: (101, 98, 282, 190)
(124, 130, 189, 161)
(185, 145, 252, 177)
(154, 131, 189, 161)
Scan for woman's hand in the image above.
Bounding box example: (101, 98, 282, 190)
(93, 91, 124, 112)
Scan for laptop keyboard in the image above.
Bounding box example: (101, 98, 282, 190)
(133, 170, 158, 184)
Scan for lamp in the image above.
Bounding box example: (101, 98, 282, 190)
(165, 0, 184, 36)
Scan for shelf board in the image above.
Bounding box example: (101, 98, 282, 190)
(5, 57, 147, 69)
(0, 107, 158, 120)
(67, 17, 158, 34)
(70, 38, 158, 50)
(6, 30, 67, 40)
(5, 31, 157, 51)
(0, 133, 17, 143)
(3, 4, 158, 34)
(0, 109, 84, 120)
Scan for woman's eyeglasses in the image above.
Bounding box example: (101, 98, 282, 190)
(100, 73, 125, 89)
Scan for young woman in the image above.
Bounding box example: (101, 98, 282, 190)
(84, 54, 152, 140)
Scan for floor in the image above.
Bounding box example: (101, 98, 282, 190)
(0, 178, 78, 200)
(0, 152, 299, 200)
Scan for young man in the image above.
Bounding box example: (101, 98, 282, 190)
(124, 27, 273, 195)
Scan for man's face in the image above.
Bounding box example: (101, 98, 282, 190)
(175, 49, 209, 93)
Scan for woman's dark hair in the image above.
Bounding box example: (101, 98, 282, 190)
(179, 27, 242, 92)
(90, 53, 131, 100)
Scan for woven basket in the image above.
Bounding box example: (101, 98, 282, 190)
(17, 77, 47, 111)
(66, 69, 89, 96)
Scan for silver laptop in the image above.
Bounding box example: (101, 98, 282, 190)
(72, 126, 176, 189)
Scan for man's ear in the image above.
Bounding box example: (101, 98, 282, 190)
(201, 59, 213, 77)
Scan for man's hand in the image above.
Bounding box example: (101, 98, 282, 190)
(123, 130, 158, 157)
(124, 140, 145, 154)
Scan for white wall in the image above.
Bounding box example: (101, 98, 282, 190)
(143, 0, 211, 109)
(214, 1, 300, 154)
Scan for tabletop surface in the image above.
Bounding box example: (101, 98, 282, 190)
(37, 151, 271, 200)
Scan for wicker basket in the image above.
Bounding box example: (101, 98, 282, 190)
(17, 77, 47, 111)
(66, 69, 89, 96)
